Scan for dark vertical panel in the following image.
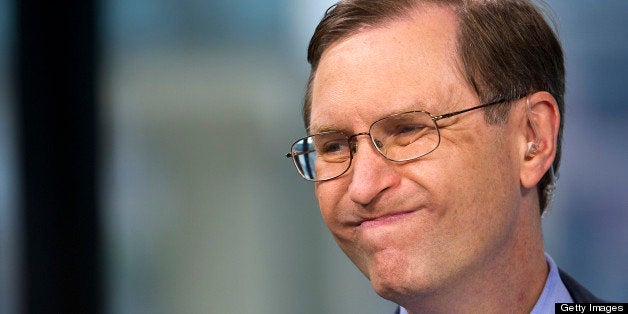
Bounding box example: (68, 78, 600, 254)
(14, 1, 102, 313)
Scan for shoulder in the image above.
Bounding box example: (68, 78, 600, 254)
(558, 268, 606, 303)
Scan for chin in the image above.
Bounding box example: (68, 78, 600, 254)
(370, 273, 429, 306)
(365, 251, 442, 305)
(365, 250, 422, 302)
(371, 276, 406, 300)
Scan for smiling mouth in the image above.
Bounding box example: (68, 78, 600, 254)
(359, 210, 416, 228)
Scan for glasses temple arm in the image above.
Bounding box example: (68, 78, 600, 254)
(286, 150, 317, 158)
(432, 99, 507, 121)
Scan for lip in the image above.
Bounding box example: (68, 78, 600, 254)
(358, 210, 417, 229)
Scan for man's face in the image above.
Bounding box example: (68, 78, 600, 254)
(310, 7, 526, 302)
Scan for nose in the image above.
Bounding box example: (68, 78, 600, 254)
(347, 136, 400, 206)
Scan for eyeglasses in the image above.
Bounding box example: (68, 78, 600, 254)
(286, 99, 508, 181)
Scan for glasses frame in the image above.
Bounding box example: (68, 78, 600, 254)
(287, 98, 509, 182)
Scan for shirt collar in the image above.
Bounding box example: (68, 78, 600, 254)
(530, 253, 574, 313)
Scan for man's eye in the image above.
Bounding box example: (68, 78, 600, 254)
(321, 141, 348, 154)
(396, 124, 426, 134)
(374, 139, 384, 149)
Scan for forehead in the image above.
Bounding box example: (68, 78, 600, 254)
(309, 5, 472, 133)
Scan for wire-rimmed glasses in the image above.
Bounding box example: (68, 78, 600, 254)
(286, 99, 508, 181)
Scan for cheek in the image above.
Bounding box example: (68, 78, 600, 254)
(315, 181, 345, 225)
(439, 135, 520, 228)
(411, 130, 518, 219)
(315, 180, 365, 267)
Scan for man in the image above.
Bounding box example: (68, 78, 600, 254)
(286, 0, 603, 312)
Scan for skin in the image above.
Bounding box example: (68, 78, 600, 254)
(309, 5, 560, 313)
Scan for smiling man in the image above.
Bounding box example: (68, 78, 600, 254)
(286, 0, 603, 312)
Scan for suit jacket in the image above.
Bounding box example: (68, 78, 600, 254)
(393, 269, 604, 313)
(558, 269, 604, 303)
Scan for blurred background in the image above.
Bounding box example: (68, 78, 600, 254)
(0, 1, 626, 313)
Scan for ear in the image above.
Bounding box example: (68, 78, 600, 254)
(519, 91, 560, 189)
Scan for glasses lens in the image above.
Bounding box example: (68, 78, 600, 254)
(370, 111, 440, 161)
(290, 132, 351, 181)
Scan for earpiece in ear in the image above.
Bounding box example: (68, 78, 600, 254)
(526, 98, 541, 158)
(526, 142, 538, 157)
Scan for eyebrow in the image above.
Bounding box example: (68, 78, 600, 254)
(398, 100, 433, 113)
(307, 97, 462, 134)
(307, 124, 345, 135)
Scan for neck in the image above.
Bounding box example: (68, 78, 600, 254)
(403, 201, 548, 314)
